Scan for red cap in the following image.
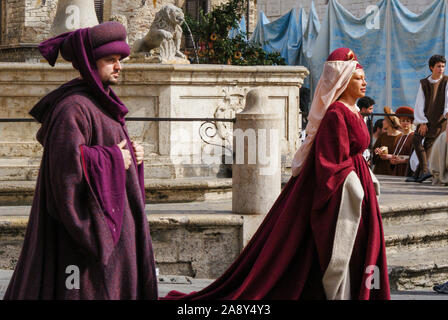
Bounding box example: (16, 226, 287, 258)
(395, 106, 414, 118)
(326, 47, 363, 69)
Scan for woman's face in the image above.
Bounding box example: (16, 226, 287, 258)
(399, 117, 412, 132)
(344, 69, 367, 99)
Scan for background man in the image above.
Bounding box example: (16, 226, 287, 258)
(357, 96, 375, 133)
(357, 96, 375, 163)
(407, 55, 448, 183)
(372, 119, 385, 145)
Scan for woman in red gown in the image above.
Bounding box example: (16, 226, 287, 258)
(163, 48, 391, 300)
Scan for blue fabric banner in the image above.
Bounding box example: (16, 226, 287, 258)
(229, 15, 247, 40)
(250, 8, 303, 65)
(250, 0, 448, 113)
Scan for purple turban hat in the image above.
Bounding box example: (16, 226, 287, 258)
(60, 22, 130, 65)
(35, 22, 130, 125)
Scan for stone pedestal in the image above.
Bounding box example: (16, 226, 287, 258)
(232, 89, 282, 246)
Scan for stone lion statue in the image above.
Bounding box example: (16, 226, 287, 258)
(131, 4, 187, 63)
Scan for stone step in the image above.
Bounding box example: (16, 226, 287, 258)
(0, 178, 233, 205)
(0, 143, 43, 158)
(381, 201, 448, 225)
(0, 212, 244, 278)
(387, 245, 448, 291)
(384, 220, 448, 249)
(0, 158, 40, 181)
(1, 205, 448, 290)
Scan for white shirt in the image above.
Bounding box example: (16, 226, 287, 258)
(413, 75, 448, 125)
(363, 148, 371, 162)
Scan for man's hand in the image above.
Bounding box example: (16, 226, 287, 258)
(132, 141, 144, 165)
(117, 140, 131, 170)
(418, 124, 428, 136)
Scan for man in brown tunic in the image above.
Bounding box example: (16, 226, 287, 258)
(406, 55, 448, 183)
(3, 22, 158, 299)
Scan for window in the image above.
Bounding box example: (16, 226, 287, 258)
(94, 0, 104, 23)
(184, 0, 209, 49)
(185, 0, 209, 20)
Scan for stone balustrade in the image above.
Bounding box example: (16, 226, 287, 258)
(0, 62, 309, 181)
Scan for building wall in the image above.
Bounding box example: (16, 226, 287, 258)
(2, 0, 26, 45)
(21, 0, 57, 43)
(0, 0, 257, 49)
(257, 0, 437, 22)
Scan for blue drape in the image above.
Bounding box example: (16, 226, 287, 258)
(250, 0, 448, 113)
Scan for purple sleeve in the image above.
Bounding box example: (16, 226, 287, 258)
(80, 144, 126, 245)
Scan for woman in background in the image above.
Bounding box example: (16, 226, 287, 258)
(373, 107, 402, 175)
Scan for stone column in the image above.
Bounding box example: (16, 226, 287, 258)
(51, 0, 99, 36)
(232, 88, 282, 246)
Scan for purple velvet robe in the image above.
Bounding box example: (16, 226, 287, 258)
(3, 92, 158, 299)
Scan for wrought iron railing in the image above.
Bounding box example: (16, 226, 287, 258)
(0, 117, 237, 152)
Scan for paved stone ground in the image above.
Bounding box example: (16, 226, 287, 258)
(1, 269, 448, 300)
(1, 175, 448, 299)
(147, 175, 448, 214)
(1, 175, 447, 217)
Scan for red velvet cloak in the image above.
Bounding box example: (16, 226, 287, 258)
(163, 101, 390, 300)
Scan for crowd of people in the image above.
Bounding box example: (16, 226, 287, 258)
(360, 54, 448, 185)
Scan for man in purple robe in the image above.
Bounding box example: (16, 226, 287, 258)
(3, 22, 158, 299)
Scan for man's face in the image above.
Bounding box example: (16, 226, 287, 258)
(96, 54, 122, 87)
(361, 105, 374, 114)
(430, 62, 445, 78)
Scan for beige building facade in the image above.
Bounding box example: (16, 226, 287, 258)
(0, 0, 256, 61)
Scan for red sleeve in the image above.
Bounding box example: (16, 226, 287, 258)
(312, 106, 355, 211)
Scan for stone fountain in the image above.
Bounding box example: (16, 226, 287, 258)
(0, 2, 309, 192)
